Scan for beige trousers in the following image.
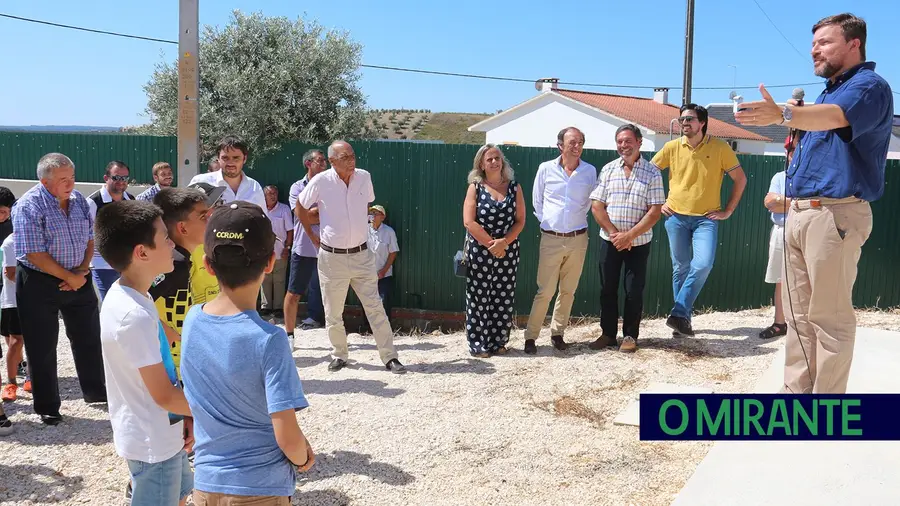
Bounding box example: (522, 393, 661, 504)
(318, 249, 397, 364)
(193, 490, 290, 505)
(524, 232, 589, 340)
(260, 258, 287, 310)
(782, 199, 872, 394)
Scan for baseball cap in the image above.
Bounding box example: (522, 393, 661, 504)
(205, 201, 275, 266)
(187, 182, 227, 208)
(369, 204, 386, 217)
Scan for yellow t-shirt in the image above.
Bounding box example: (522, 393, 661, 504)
(650, 135, 741, 216)
(190, 244, 220, 305)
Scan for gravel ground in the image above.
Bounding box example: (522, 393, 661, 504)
(1, 307, 899, 506)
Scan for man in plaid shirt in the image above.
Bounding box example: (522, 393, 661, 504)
(589, 124, 665, 352)
(12, 152, 106, 425)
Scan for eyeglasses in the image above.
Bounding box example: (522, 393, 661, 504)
(109, 175, 129, 182)
(679, 116, 698, 123)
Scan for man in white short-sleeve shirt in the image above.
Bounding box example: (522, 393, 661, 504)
(188, 136, 266, 211)
(297, 140, 404, 374)
(259, 185, 293, 315)
(365, 204, 399, 327)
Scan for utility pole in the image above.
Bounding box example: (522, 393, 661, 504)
(682, 0, 695, 105)
(177, 0, 200, 186)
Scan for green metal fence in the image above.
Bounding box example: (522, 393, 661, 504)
(2, 131, 898, 317)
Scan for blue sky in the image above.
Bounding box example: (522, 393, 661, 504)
(0, 0, 897, 126)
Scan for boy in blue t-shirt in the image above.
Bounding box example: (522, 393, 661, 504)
(181, 201, 314, 504)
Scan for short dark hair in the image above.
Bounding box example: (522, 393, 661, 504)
(0, 187, 16, 208)
(615, 124, 643, 142)
(680, 103, 708, 135)
(105, 160, 129, 176)
(813, 13, 867, 60)
(557, 126, 585, 145)
(216, 135, 249, 158)
(95, 200, 163, 272)
(207, 247, 269, 290)
(153, 187, 207, 231)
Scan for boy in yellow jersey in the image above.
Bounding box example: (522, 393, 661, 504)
(150, 184, 224, 376)
(189, 244, 220, 305)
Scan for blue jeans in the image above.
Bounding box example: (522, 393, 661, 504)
(92, 268, 120, 301)
(664, 214, 718, 320)
(127, 450, 193, 505)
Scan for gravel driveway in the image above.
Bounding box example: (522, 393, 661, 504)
(1, 307, 898, 505)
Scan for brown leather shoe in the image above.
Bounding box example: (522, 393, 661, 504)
(619, 336, 637, 353)
(588, 335, 618, 350)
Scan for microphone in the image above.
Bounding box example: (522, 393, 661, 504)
(788, 88, 805, 145)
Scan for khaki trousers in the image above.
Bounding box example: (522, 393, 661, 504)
(260, 258, 287, 310)
(524, 232, 589, 340)
(193, 490, 290, 505)
(318, 248, 397, 364)
(781, 199, 872, 394)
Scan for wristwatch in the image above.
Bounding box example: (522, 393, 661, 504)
(780, 104, 792, 125)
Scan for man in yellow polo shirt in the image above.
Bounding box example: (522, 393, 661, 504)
(651, 104, 747, 337)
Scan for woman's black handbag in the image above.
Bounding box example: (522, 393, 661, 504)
(453, 233, 471, 278)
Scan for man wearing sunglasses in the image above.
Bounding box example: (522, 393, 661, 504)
(87, 161, 136, 301)
(651, 104, 747, 338)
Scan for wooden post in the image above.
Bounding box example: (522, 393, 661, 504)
(177, 0, 200, 186)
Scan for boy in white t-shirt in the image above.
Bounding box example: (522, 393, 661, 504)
(1, 233, 30, 404)
(96, 200, 194, 506)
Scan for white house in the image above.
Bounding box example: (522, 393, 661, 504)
(468, 78, 770, 153)
(706, 104, 790, 156)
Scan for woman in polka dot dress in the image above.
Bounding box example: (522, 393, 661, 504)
(462, 144, 526, 357)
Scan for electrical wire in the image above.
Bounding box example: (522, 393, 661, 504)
(1, 12, 828, 92)
(750, 0, 809, 64)
(781, 133, 815, 393)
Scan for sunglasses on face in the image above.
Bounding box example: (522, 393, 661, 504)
(679, 116, 698, 123)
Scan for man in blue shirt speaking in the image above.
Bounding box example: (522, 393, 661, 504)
(736, 13, 893, 394)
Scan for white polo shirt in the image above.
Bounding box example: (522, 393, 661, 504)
(189, 170, 266, 211)
(298, 168, 375, 249)
(265, 201, 293, 258)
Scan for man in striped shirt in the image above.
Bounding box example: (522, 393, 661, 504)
(590, 125, 665, 352)
(135, 161, 174, 202)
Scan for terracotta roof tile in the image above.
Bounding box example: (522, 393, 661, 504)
(555, 89, 771, 142)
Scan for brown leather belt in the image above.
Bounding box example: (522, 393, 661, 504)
(792, 196, 864, 210)
(541, 228, 587, 238)
(320, 242, 368, 254)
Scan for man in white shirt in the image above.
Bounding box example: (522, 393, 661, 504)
(87, 161, 135, 301)
(523, 127, 598, 354)
(188, 136, 266, 211)
(284, 150, 327, 338)
(260, 185, 293, 317)
(297, 140, 405, 374)
(365, 204, 399, 328)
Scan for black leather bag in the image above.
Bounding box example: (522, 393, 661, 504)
(453, 233, 471, 278)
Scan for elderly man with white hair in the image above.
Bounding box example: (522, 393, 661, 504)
(296, 140, 405, 374)
(12, 153, 107, 425)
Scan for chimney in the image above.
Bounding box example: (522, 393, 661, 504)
(653, 87, 669, 105)
(535, 77, 559, 93)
